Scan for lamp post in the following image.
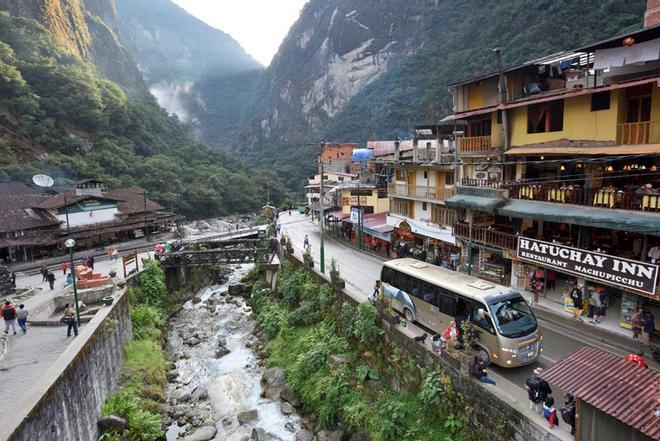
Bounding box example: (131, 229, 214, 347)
(65, 238, 81, 326)
(319, 155, 326, 274)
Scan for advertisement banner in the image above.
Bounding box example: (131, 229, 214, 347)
(516, 237, 658, 296)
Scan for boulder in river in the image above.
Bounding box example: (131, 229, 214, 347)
(280, 402, 296, 415)
(317, 430, 347, 441)
(295, 429, 315, 441)
(280, 384, 300, 407)
(193, 386, 209, 400)
(184, 425, 217, 441)
(173, 389, 192, 403)
(166, 369, 179, 382)
(349, 431, 370, 441)
(237, 409, 259, 424)
(260, 367, 287, 400)
(98, 414, 127, 434)
(251, 427, 277, 441)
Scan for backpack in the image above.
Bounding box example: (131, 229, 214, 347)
(526, 377, 543, 402)
(560, 404, 575, 425)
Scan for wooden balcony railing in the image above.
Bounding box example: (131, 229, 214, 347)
(432, 206, 457, 226)
(616, 121, 660, 145)
(388, 184, 455, 201)
(461, 178, 508, 188)
(454, 223, 517, 251)
(458, 136, 499, 156)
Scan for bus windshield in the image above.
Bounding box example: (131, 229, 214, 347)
(488, 295, 537, 339)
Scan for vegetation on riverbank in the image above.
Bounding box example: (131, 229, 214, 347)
(247, 263, 482, 441)
(100, 261, 172, 441)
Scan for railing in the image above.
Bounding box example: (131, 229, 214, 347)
(388, 184, 456, 201)
(458, 136, 499, 156)
(432, 206, 457, 227)
(454, 223, 517, 251)
(461, 178, 509, 188)
(416, 147, 457, 164)
(616, 121, 660, 145)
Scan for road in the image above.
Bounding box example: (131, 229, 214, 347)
(279, 212, 647, 439)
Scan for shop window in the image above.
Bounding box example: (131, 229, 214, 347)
(527, 100, 564, 133)
(591, 91, 610, 111)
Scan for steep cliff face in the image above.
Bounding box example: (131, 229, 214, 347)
(0, 0, 92, 58)
(239, 0, 433, 148)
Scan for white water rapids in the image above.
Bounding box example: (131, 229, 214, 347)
(165, 265, 300, 440)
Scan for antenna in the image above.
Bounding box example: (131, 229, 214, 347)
(32, 174, 54, 188)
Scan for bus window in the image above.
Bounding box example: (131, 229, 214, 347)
(381, 267, 395, 285)
(421, 281, 435, 303)
(470, 307, 495, 334)
(435, 286, 457, 316)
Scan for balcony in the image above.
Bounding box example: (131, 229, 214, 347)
(616, 121, 660, 145)
(388, 184, 456, 201)
(454, 222, 517, 251)
(458, 136, 500, 157)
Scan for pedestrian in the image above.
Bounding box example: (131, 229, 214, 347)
(560, 393, 577, 435)
(370, 280, 380, 303)
(60, 261, 68, 276)
(89, 256, 94, 270)
(546, 270, 556, 290)
(632, 309, 643, 339)
(10, 272, 15, 288)
(543, 397, 559, 429)
(41, 265, 48, 282)
(1, 301, 17, 335)
(385, 242, 391, 257)
(470, 356, 496, 385)
(16, 304, 27, 334)
(531, 277, 543, 305)
(570, 283, 584, 321)
(61, 304, 78, 337)
(443, 320, 459, 348)
(47, 271, 56, 290)
(589, 287, 604, 325)
(303, 234, 310, 251)
(641, 309, 655, 347)
(525, 367, 552, 415)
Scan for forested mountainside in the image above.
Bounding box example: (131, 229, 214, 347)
(232, 0, 645, 189)
(0, 0, 285, 218)
(114, 0, 264, 144)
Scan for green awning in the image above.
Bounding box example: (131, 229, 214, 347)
(444, 195, 506, 213)
(497, 200, 660, 236)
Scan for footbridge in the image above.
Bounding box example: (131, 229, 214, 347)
(155, 237, 274, 268)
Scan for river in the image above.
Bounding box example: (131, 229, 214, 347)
(164, 265, 300, 441)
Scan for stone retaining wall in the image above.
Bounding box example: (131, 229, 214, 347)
(0, 291, 132, 441)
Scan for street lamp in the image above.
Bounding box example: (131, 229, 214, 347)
(65, 238, 81, 326)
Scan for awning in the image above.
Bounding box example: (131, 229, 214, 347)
(351, 213, 394, 241)
(504, 144, 660, 156)
(497, 199, 660, 236)
(539, 346, 660, 440)
(444, 195, 506, 213)
(309, 203, 334, 212)
(327, 210, 348, 220)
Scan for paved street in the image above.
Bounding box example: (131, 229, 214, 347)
(279, 211, 654, 440)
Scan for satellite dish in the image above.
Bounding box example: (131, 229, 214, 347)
(32, 174, 54, 188)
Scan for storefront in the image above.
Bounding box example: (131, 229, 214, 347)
(515, 236, 659, 332)
(387, 215, 460, 266)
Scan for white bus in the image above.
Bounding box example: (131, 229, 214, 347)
(380, 258, 542, 367)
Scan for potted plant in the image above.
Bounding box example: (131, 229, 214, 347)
(102, 295, 114, 306)
(108, 268, 117, 278)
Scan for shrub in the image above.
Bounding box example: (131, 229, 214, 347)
(131, 305, 165, 341)
(258, 302, 287, 339)
(352, 303, 383, 346)
(137, 260, 167, 305)
(120, 340, 167, 401)
(101, 390, 163, 441)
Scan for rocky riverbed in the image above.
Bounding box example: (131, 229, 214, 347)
(163, 266, 302, 441)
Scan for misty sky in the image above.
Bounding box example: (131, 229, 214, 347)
(172, 0, 309, 66)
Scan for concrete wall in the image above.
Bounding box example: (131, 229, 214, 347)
(1, 291, 132, 441)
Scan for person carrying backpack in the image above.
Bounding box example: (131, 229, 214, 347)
(525, 367, 552, 415)
(560, 393, 576, 435)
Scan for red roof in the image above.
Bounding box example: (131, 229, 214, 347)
(361, 213, 393, 233)
(539, 346, 660, 439)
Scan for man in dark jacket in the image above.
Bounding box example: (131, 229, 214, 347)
(570, 284, 584, 321)
(525, 367, 552, 415)
(2, 301, 17, 335)
(47, 271, 56, 290)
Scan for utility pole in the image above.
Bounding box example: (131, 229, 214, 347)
(494, 47, 509, 157)
(319, 146, 326, 274)
(143, 190, 150, 242)
(63, 194, 71, 233)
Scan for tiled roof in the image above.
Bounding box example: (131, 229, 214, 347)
(0, 194, 60, 233)
(0, 183, 36, 196)
(104, 187, 164, 214)
(33, 193, 118, 210)
(540, 346, 660, 439)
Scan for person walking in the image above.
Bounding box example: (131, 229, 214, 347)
(589, 287, 604, 325)
(47, 271, 56, 290)
(59, 261, 68, 276)
(89, 255, 95, 270)
(41, 265, 48, 282)
(16, 304, 28, 334)
(370, 280, 380, 303)
(62, 304, 78, 337)
(1, 301, 17, 335)
(570, 284, 584, 321)
(303, 234, 310, 252)
(561, 393, 576, 435)
(470, 356, 496, 385)
(546, 270, 556, 291)
(641, 309, 655, 347)
(525, 367, 552, 415)
(10, 272, 15, 288)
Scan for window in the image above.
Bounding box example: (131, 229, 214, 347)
(426, 142, 432, 148)
(527, 101, 564, 133)
(435, 287, 457, 315)
(591, 91, 610, 111)
(395, 169, 406, 181)
(496, 110, 502, 124)
(422, 202, 428, 211)
(468, 119, 491, 137)
(470, 304, 495, 334)
(423, 171, 428, 179)
(445, 173, 454, 186)
(338, 177, 344, 181)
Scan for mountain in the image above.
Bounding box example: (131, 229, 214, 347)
(0, 0, 285, 217)
(231, 0, 646, 188)
(113, 0, 264, 144)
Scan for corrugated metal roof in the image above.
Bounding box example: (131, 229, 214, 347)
(539, 346, 660, 440)
(504, 144, 660, 156)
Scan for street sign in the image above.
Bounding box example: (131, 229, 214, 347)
(322, 191, 334, 207)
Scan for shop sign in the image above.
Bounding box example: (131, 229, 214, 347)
(349, 196, 368, 205)
(517, 237, 658, 296)
(350, 208, 360, 223)
(341, 197, 349, 206)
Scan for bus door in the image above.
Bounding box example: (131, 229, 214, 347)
(469, 301, 498, 357)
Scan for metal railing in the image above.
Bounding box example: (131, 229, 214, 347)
(461, 178, 509, 188)
(388, 184, 456, 201)
(616, 121, 660, 145)
(454, 223, 517, 250)
(458, 136, 499, 156)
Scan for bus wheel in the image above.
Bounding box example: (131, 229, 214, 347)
(404, 308, 414, 322)
(475, 347, 490, 366)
